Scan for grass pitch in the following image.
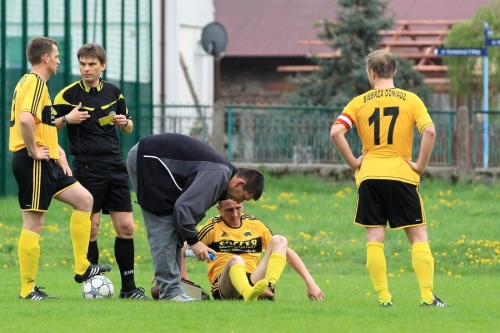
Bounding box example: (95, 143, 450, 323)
(1, 175, 499, 332)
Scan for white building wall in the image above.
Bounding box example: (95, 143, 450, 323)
(152, 0, 215, 135)
(178, 0, 215, 106)
(152, 0, 215, 105)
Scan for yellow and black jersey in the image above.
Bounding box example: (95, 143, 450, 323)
(335, 88, 434, 186)
(197, 213, 275, 283)
(9, 74, 59, 159)
(53, 79, 129, 156)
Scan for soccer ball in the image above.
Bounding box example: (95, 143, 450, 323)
(82, 275, 114, 299)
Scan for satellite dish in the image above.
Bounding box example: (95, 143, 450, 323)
(201, 22, 227, 58)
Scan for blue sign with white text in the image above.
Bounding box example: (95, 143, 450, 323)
(486, 38, 500, 46)
(434, 47, 487, 56)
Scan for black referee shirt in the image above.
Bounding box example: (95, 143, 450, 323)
(53, 79, 130, 156)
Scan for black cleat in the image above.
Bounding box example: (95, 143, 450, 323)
(421, 294, 447, 307)
(258, 283, 276, 301)
(74, 264, 112, 283)
(119, 287, 150, 299)
(19, 286, 57, 300)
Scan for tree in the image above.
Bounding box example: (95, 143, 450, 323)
(286, 0, 430, 106)
(444, 0, 500, 107)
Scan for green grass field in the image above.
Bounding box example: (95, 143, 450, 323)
(1, 175, 499, 333)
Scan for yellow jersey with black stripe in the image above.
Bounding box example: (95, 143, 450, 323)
(197, 213, 274, 283)
(334, 88, 434, 186)
(9, 73, 59, 159)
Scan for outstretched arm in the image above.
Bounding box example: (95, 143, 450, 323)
(286, 247, 324, 300)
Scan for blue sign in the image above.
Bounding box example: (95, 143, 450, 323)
(436, 23, 496, 168)
(486, 38, 500, 46)
(434, 47, 487, 56)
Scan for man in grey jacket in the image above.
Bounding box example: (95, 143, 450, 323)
(126, 133, 264, 301)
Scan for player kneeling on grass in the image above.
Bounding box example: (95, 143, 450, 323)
(196, 199, 324, 301)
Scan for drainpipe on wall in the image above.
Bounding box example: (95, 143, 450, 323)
(160, 0, 166, 132)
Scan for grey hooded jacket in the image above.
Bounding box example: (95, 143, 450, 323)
(136, 133, 237, 244)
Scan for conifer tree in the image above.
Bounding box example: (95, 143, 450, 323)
(286, 0, 429, 106)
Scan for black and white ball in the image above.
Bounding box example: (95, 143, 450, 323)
(82, 275, 114, 299)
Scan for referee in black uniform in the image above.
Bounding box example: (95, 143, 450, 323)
(53, 44, 148, 299)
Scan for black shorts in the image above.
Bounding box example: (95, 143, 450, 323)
(73, 155, 132, 214)
(211, 272, 252, 300)
(354, 179, 425, 229)
(12, 148, 77, 212)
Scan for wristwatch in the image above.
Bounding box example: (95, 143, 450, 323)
(61, 115, 68, 126)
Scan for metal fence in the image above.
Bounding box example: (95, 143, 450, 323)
(152, 104, 213, 143)
(0, 0, 153, 196)
(226, 105, 454, 165)
(2, 97, 500, 197)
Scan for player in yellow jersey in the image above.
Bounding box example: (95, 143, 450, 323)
(195, 199, 324, 301)
(9, 37, 111, 300)
(330, 50, 446, 307)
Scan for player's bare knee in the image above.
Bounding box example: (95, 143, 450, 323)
(116, 222, 135, 238)
(90, 221, 100, 239)
(76, 191, 93, 211)
(110, 212, 134, 238)
(270, 235, 288, 247)
(229, 255, 245, 266)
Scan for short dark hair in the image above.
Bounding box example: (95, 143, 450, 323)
(218, 199, 239, 206)
(77, 43, 107, 64)
(237, 168, 264, 200)
(26, 37, 58, 65)
(366, 50, 396, 79)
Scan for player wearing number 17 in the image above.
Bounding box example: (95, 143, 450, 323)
(330, 50, 446, 308)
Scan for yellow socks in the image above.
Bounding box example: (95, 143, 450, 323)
(18, 229, 40, 297)
(229, 264, 268, 301)
(412, 242, 434, 302)
(70, 210, 92, 274)
(264, 253, 287, 286)
(366, 242, 391, 302)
